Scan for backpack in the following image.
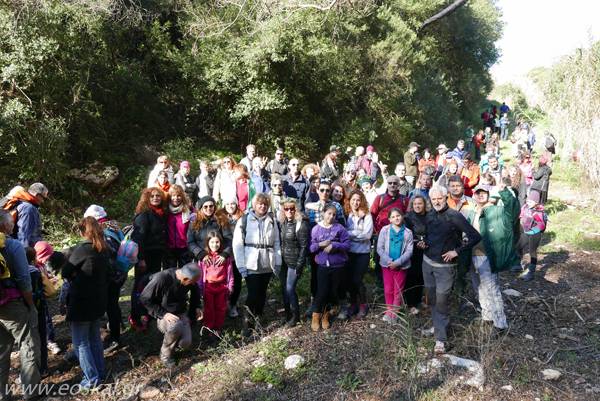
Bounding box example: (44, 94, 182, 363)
(105, 226, 139, 275)
(1, 198, 20, 237)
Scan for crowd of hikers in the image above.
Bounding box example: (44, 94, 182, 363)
(0, 105, 560, 398)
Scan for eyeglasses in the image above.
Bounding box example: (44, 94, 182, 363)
(202, 204, 215, 209)
(284, 207, 296, 212)
(387, 182, 399, 186)
(319, 188, 331, 193)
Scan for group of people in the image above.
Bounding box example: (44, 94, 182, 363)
(0, 120, 553, 397)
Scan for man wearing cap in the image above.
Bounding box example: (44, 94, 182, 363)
(140, 263, 202, 368)
(404, 142, 420, 186)
(464, 184, 519, 334)
(424, 185, 481, 354)
(266, 148, 289, 177)
(147, 155, 175, 188)
(175, 161, 198, 203)
(283, 158, 309, 212)
(358, 145, 381, 181)
(434, 144, 449, 180)
(3, 183, 48, 247)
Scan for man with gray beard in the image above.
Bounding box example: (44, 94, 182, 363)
(424, 185, 481, 354)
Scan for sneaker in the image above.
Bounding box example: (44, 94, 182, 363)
(103, 341, 120, 354)
(47, 341, 62, 355)
(382, 314, 393, 324)
(356, 304, 368, 319)
(348, 304, 359, 316)
(228, 305, 239, 318)
(521, 270, 534, 281)
(434, 341, 446, 355)
(337, 306, 349, 321)
(421, 327, 435, 337)
(408, 307, 419, 316)
(510, 264, 523, 273)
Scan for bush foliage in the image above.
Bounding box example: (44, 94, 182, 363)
(0, 0, 502, 195)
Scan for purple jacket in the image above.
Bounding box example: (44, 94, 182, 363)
(309, 223, 350, 268)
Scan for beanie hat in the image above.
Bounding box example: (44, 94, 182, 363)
(198, 196, 216, 209)
(180, 160, 191, 169)
(34, 241, 54, 265)
(358, 176, 373, 186)
(366, 145, 375, 153)
(527, 190, 541, 204)
(221, 193, 238, 205)
(84, 204, 107, 221)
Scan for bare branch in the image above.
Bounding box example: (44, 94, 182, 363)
(295, 0, 338, 11)
(418, 0, 469, 33)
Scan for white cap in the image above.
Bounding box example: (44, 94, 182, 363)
(84, 204, 107, 220)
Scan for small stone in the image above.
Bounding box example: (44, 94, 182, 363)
(525, 334, 534, 340)
(140, 386, 160, 399)
(502, 289, 522, 297)
(284, 354, 305, 370)
(501, 385, 513, 391)
(252, 357, 266, 367)
(267, 383, 273, 389)
(542, 369, 562, 381)
(369, 324, 376, 329)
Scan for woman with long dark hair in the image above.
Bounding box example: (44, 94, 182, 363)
(187, 196, 233, 268)
(166, 185, 193, 269)
(62, 217, 109, 389)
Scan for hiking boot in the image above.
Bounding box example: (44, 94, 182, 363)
(311, 313, 322, 332)
(286, 310, 300, 328)
(321, 311, 331, 330)
(337, 305, 349, 321)
(356, 304, 368, 319)
(521, 264, 535, 281)
(348, 303, 359, 316)
(161, 357, 176, 369)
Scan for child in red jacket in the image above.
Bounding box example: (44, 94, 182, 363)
(199, 231, 234, 333)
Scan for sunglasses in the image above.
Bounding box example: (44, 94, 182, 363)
(150, 194, 162, 198)
(284, 207, 296, 212)
(202, 204, 215, 209)
(387, 181, 399, 185)
(319, 188, 331, 193)
(272, 183, 282, 187)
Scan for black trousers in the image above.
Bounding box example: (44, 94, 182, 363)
(229, 261, 242, 306)
(245, 273, 272, 317)
(404, 248, 424, 307)
(107, 279, 124, 342)
(347, 253, 370, 304)
(131, 249, 163, 321)
(164, 248, 192, 269)
(315, 266, 342, 313)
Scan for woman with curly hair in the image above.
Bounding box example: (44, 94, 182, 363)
(187, 196, 233, 268)
(130, 187, 168, 330)
(341, 190, 373, 319)
(213, 156, 237, 205)
(301, 163, 321, 181)
(166, 185, 194, 269)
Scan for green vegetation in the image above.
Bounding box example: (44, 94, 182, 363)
(0, 0, 502, 207)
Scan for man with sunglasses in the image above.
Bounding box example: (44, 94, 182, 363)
(369, 175, 409, 286)
(283, 158, 309, 212)
(266, 148, 289, 177)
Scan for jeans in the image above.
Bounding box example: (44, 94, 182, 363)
(279, 263, 300, 317)
(347, 253, 370, 305)
(0, 301, 41, 400)
(422, 257, 456, 342)
(245, 273, 272, 317)
(382, 267, 407, 317)
(157, 315, 192, 362)
(45, 305, 56, 342)
(471, 256, 508, 329)
(501, 126, 509, 141)
(314, 266, 342, 312)
(70, 320, 104, 389)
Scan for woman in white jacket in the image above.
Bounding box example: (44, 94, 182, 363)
(212, 156, 237, 204)
(233, 193, 282, 325)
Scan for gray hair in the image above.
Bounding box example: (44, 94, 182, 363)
(179, 262, 201, 279)
(28, 182, 48, 197)
(429, 185, 448, 198)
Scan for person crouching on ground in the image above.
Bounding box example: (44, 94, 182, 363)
(309, 205, 350, 331)
(199, 231, 233, 337)
(140, 263, 201, 368)
(376, 208, 414, 323)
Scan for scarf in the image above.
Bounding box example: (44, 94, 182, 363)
(157, 181, 170, 193)
(4, 189, 38, 210)
(150, 204, 164, 217)
(389, 224, 405, 261)
(169, 203, 191, 224)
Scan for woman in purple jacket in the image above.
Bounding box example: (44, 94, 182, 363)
(309, 204, 350, 331)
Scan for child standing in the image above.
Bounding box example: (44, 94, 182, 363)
(518, 191, 547, 281)
(309, 205, 351, 332)
(199, 231, 234, 334)
(376, 208, 414, 323)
